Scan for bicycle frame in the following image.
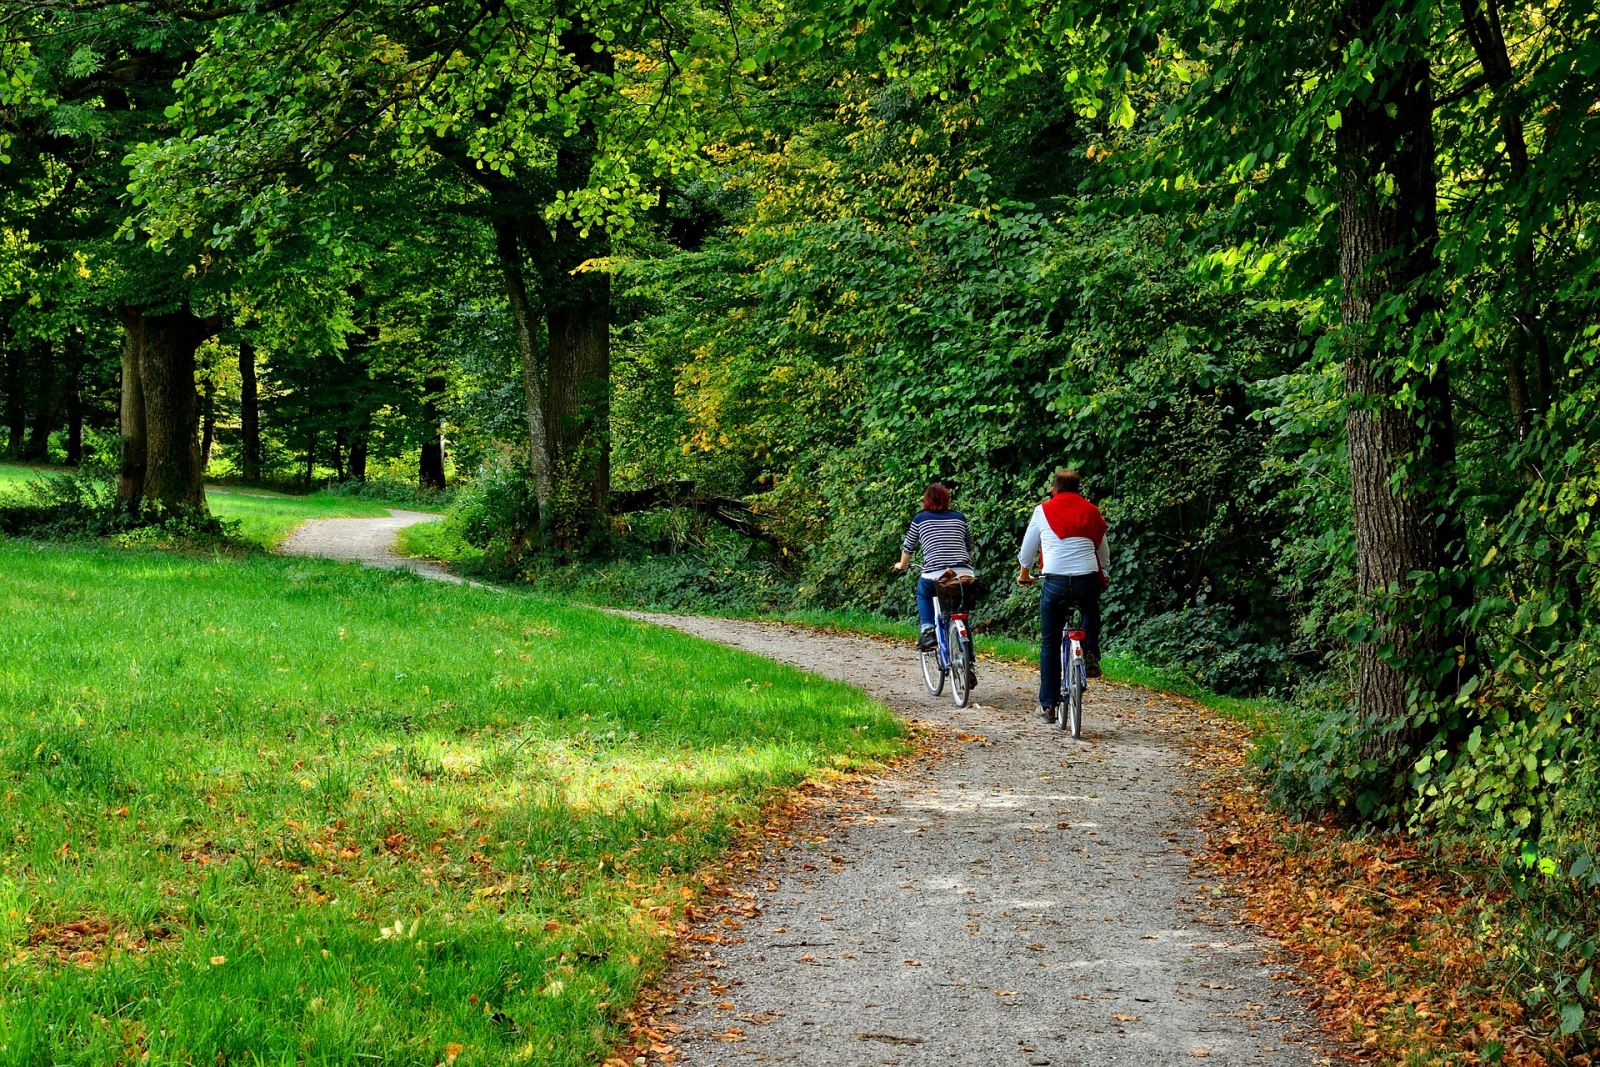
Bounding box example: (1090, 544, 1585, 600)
(932, 594, 971, 672)
(1062, 627, 1087, 691)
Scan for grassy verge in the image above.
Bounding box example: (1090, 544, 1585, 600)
(0, 462, 438, 550)
(397, 513, 483, 566)
(0, 541, 904, 1066)
(0, 461, 57, 492)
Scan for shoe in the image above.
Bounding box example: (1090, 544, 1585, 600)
(1039, 705, 1056, 724)
(917, 627, 936, 652)
(966, 670, 978, 690)
(1085, 654, 1102, 679)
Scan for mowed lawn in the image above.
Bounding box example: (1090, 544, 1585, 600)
(0, 462, 409, 549)
(0, 542, 905, 1065)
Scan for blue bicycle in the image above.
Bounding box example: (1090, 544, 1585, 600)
(915, 571, 978, 708)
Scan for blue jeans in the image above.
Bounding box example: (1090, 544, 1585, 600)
(916, 577, 938, 630)
(1038, 574, 1101, 708)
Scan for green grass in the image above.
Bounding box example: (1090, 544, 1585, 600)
(0, 462, 56, 492)
(207, 486, 395, 549)
(0, 541, 904, 1065)
(397, 514, 484, 566)
(0, 462, 436, 550)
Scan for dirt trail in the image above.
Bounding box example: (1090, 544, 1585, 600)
(624, 613, 1324, 1067)
(276, 509, 459, 582)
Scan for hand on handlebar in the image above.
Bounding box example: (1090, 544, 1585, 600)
(892, 561, 908, 575)
(1016, 568, 1036, 587)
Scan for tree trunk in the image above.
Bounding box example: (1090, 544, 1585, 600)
(3, 343, 25, 457)
(492, 214, 554, 512)
(331, 428, 346, 482)
(137, 310, 211, 509)
(1459, 0, 1547, 437)
(23, 342, 55, 461)
(545, 268, 610, 528)
(419, 374, 446, 491)
(65, 360, 84, 467)
(238, 340, 261, 483)
(117, 312, 148, 506)
(1336, 0, 1469, 777)
(118, 308, 216, 509)
(199, 375, 217, 473)
(303, 429, 317, 490)
(348, 432, 368, 483)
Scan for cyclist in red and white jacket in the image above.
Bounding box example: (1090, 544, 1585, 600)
(1016, 468, 1109, 721)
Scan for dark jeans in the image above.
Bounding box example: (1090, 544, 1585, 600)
(1038, 574, 1101, 708)
(916, 577, 938, 629)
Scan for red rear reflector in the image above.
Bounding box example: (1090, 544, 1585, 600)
(1068, 629, 1087, 641)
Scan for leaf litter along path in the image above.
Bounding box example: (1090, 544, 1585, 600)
(272, 515, 1328, 1066)
(621, 613, 1329, 1067)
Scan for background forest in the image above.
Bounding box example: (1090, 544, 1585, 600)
(3, 0, 1598, 1045)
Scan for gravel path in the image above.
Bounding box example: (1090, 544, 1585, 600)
(276, 509, 459, 582)
(274, 515, 1324, 1065)
(624, 613, 1325, 1067)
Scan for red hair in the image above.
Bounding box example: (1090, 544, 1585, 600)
(922, 482, 951, 512)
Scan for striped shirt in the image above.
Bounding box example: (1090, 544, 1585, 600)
(902, 509, 975, 579)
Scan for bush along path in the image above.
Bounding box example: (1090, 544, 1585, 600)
(613, 614, 1325, 1066)
(276, 519, 1325, 1064)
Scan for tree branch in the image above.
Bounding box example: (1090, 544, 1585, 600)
(609, 481, 783, 547)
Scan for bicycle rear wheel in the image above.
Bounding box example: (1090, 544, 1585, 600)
(948, 620, 971, 708)
(1066, 655, 1085, 739)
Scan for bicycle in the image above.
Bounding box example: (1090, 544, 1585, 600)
(1017, 574, 1089, 739)
(900, 568, 979, 708)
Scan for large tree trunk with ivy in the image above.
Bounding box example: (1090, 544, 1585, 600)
(1336, 0, 1470, 781)
(491, 213, 554, 512)
(118, 307, 216, 510)
(543, 238, 610, 549)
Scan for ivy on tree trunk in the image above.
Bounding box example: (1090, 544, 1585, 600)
(1335, 0, 1472, 776)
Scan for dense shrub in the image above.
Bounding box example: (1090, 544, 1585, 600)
(1117, 604, 1294, 697)
(439, 449, 542, 568)
(0, 470, 233, 542)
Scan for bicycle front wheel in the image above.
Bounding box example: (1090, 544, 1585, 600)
(948, 621, 971, 708)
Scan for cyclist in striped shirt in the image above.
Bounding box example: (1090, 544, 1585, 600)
(892, 481, 976, 652)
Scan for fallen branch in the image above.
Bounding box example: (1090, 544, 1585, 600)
(609, 481, 782, 548)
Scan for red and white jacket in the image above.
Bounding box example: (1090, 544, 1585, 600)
(1017, 492, 1109, 578)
